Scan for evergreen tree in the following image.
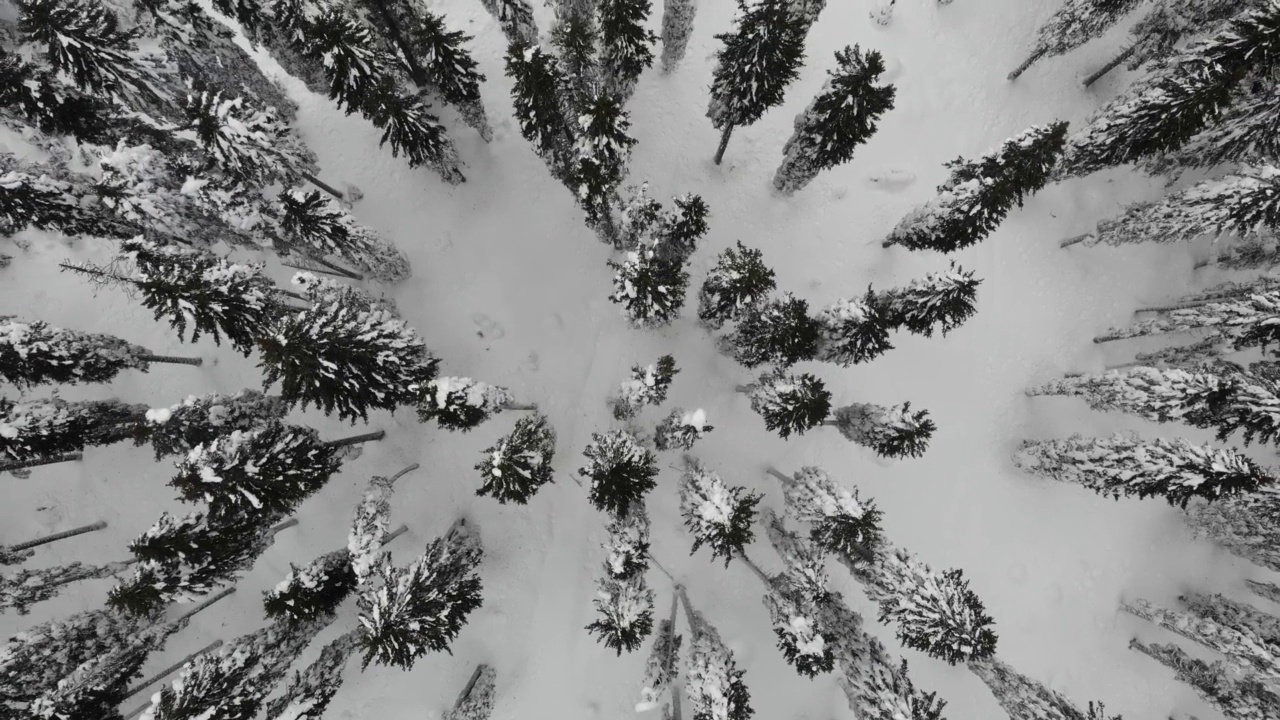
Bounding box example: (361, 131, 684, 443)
(259, 281, 436, 422)
(1096, 286, 1280, 352)
(0, 160, 133, 238)
(181, 84, 315, 188)
(608, 244, 690, 327)
(586, 569, 655, 654)
(505, 42, 575, 174)
(479, 0, 539, 46)
(0, 608, 143, 705)
(875, 263, 981, 338)
(698, 241, 777, 329)
(169, 421, 343, 519)
(579, 429, 659, 516)
(0, 48, 124, 145)
(779, 466, 883, 559)
(1016, 434, 1275, 508)
(277, 189, 410, 283)
(1101, 0, 1244, 85)
(969, 658, 1107, 720)
(659, 0, 696, 73)
(1123, 596, 1280, 680)
(1068, 165, 1280, 248)
(598, 0, 656, 100)
(743, 371, 832, 439)
(1007, 0, 1147, 80)
(1060, 2, 1280, 177)
(707, 0, 806, 165)
(681, 595, 755, 720)
(551, 11, 599, 115)
(1, 396, 142, 468)
(654, 408, 713, 451)
(885, 123, 1068, 251)
(346, 470, 393, 584)
(636, 596, 681, 711)
(679, 462, 761, 566)
(0, 316, 199, 389)
(603, 502, 651, 580)
(1146, 77, 1280, 175)
(417, 376, 517, 431)
(828, 402, 936, 459)
(774, 45, 897, 195)
(611, 354, 679, 419)
(263, 548, 357, 624)
(365, 85, 465, 183)
(444, 664, 497, 720)
(813, 293, 893, 367)
(3, 560, 126, 614)
(475, 413, 557, 504)
(572, 91, 637, 237)
(17, 0, 151, 99)
(136, 389, 287, 459)
(1129, 638, 1280, 720)
(356, 527, 484, 669)
(651, 193, 709, 263)
(405, 10, 492, 141)
(760, 509, 831, 606)
(262, 630, 361, 720)
(763, 580, 835, 677)
(121, 238, 282, 356)
(1185, 483, 1280, 572)
(728, 293, 822, 368)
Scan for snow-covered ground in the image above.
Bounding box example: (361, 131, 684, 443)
(3, 0, 1274, 719)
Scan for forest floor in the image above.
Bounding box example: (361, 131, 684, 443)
(1, 0, 1272, 719)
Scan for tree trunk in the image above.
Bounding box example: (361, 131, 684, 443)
(178, 586, 236, 621)
(881, 235, 897, 248)
(713, 125, 734, 165)
(311, 256, 364, 280)
(504, 402, 538, 411)
(123, 640, 224, 700)
(647, 553, 676, 583)
(1060, 233, 1092, 248)
(4, 520, 106, 553)
(1007, 47, 1046, 80)
(278, 288, 308, 301)
(364, 0, 429, 85)
(140, 353, 203, 366)
(676, 586, 699, 630)
(733, 384, 752, 393)
(269, 517, 299, 536)
(325, 430, 386, 448)
(1082, 44, 1137, 88)
(388, 463, 420, 485)
(1105, 361, 1140, 372)
(384, 524, 409, 545)
(0, 451, 83, 472)
(765, 467, 792, 485)
(1092, 333, 1127, 344)
(450, 664, 489, 713)
(736, 552, 772, 585)
(300, 171, 345, 200)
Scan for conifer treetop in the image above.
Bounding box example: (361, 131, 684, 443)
(580, 429, 659, 516)
(678, 462, 761, 567)
(707, 0, 806, 130)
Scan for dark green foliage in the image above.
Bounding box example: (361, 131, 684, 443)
(598, 0, 656, 96)
(707, 0, 806, 130)
(0, 397, 141, 466)
(407, 10, 484, 105)
(262, 549, 358, 624)
(505, 42, 574, 167)
(747, 371, 832, 439)
(585, 574, 654, 655)
(475, 413, 557, 504)
(415, 376, 512, 431)
(654, 194, 710, 263)
(814, 291, 894, 366)
(365, 86, 459, 177)
(728, 293, 821, 368)
(0, 317, 150, 388)
(608, 245, 690, 327)
(18, 0, 143, 97)
(135, 390, 287, 459)
(698, 241, 776, 329)
(875, 263, 981, 338)
(551, 12, 599, 112)
(0, 49, 120, 144)
(579, 429, 659, 516)
(297, 7, 390, 112)
(571, 91, 636, 227)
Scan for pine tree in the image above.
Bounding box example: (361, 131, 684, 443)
(1182, 590, 1280, 650)
(813, 293, 893, 367)
(506, 42, 575, 174)
(1067, 165, 1280, 248)
(0, 48, 124, 145)
(635, 595, 681, 711)
(1099, 0, 1245, 86)
(1184, 490, 1280, 572)
(263, 548, 357, 624)
(571, 91, 637, 237)
(169, 421, 345, 519)
(405, 10, 492, 141)
(344, 470, 395, 585)
(3, 560, 127, 614)
(1, 396, 142, 469)
(0, 159, 133, 238)
(707, 0, 806, 165)
(1128, 638, 1280, 720)
(356, 526, 484, 669)
(680, 593, 755, 720)
(654, 408, 713, 451)
(1016, 434, 1275, 508)
(827, 402, 936, 459)
(598, 0, 656, 100)
(17, 0, 152, 99)
(120, 238, 282, 356)
(479, 0, 538, 46)
(659, 0, 696, 73)
(968, 657, 1104, 720)
(774, 45, 896, 195)
(885, 123, 1068, 251)
(262, 630, 361, 720)
(475, 413, 557, 504)
(1060, 2, 1280, 177)
(679, 462, 761, 566)
(579, 429, 659, 516)
(652, 193, 710, 263)
(0, 608, 143, 705)
(1123, 596, 1280, 680)
(743, 371, 832, 439)
(1146, 76, 1280, 174)
(874, 263, 981, 338)
(365, 85, 466, 183)
(1007, 0, 1147, 80)
(136, 389, 287, 459)
(611, 354, 679, 419)
(763, 580, 835, 677)
(259, 281, 436, 422)
(728, 293, 822, 368)
(277, 189, 411, 283)
(603, 502, 651, 580)
(416, 376, 517, 431)
(181, 83, 315, 188)
(551, 10, 599, 114)
(698, 241, 777, 329)
(777, 466, 883, 560)
(1095, 287, 1280, 354)
(760, 509, 831, 606)
(586, 569, 655, 654)
(0, 316, 200, 388)
(608, 244, 690, 327)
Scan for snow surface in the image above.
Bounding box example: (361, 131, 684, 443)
(1, 1, 1274, 720)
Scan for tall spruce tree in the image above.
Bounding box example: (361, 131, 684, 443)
(774, 45, 897, 195)
(404, 10, 492, 141)
(262, 630, 361, 720)
(743, 371, 832, 439)
(659, 0, 696, 73)
(708, 0, 806, 165)
(579, 429, 659, 516)
(969, 658, 1109, 720)
(728, 293, 822, 368)
(1129, 638, 1280, 720)
(0, 608, 144, 705)
(586, 564, 655, 654)
(1094, 286, 1280, 352)
(136, 389, 287, 459)
(884, 123, 1069, 252)
(611, 354, 679, 419)
(506, 42, 575, 175)
(479, 0, 538, 46)
(0, 316, 200, 388)
(3, 560, 127, 614)
(475, 413, 557, 504)
(180, 83, 316, 188)
(679, 462, 761, 566)
(2, 396, 142, 468)
(608, 244, 690, 327)
(873, 263, 981, 338)
(679, 592, 755, 720)
(1087, 0, 1245, 87)
(827, 402, 936, 459)
(277, 189, 411, 283)
(416, 376, 519, 431)
(698, 241, 777, 329)
(598, 0, 656, 100)
(1016, 434, 1276, 508)
(572, 91, 637, 238)
(1123, 596, 1280, 681)
(776, 466, 882, 560)
(16, 0, 153, 100)
(813, 293, 893, 367)
(1007, 0, 1148, 80)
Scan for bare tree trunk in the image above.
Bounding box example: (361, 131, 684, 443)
(123, 640, 224, 699)
(765, 467, 791, 485)
(647, 553, 676, 583)
(300, 171, 345, 200)
(733, 384, 752, 393)
(0, 451, 83, 472)
(388, 463, 420, 484)
(311, 256, 364, 280)
(450, 664, 488, 712)
(881, 235, 897, 248)
(177, 586, 236, 620)
(269, 518, 300, 536)
(1007, 47, 1046, 80)
(1082, 44, 1137, 88)
(384, 524, 409, 544)
(504, 402, 538, 411)
(325, 430, 386, 448)
(4, 520, 107, 554)
(736, 551, 772, 585)
(713, 125, 734, 165)
(1092, 333, 1127, 344)
(1105, 361, 1140, 372)
(1060, 233, 1092, 248)
(140, 354, 203, 366)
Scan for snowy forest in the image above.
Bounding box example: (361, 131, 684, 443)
(3, 0, 1280, 718)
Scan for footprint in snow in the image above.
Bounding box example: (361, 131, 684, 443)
(473, 313, 505, 339)
(867, 169, 916, 192)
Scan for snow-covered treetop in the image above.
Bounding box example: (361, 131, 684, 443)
(683, 605, 755, 720)
(181, 81, 315, 187)
(349, 475, 395, 585)
(783, 466, 882, 559)
(746, 370, 832, 439)
(730, 292, 822, 368)
(417, 376, 514, 431)
(698, 241, 776, 329)
(679, 461, 761, 566)
(608, 245, 690, 328)
(586, 570, 656, 655)
(654, 407, 713, 451)
(580, 429, 659, 516)
(831, 402, 936, 459)
(139, 389, 286, 459)
(707, 0, 806, 130)
(475, 412, 557, 505)
(613, 354, 679, 419)
(813, 292, 892, 366)
(604, 502, 651, 580)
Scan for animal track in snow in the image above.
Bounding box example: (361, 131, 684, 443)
(473, 313, 505, 339)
